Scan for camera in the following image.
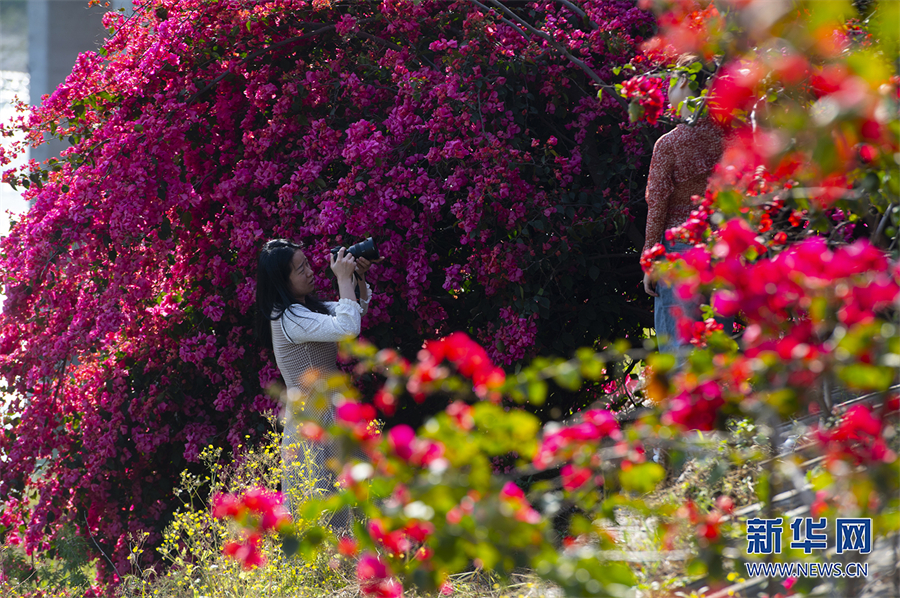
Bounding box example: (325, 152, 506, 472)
(331, 237, 380, 261)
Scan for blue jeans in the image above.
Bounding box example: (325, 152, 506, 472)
(654, 241, 733, 359)
(654, 244, 696, 357)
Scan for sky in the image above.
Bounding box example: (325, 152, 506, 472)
(0, 70, 28, 237)
(0, 0, 29, 236)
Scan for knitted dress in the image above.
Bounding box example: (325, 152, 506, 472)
(270, 290, 369, 516)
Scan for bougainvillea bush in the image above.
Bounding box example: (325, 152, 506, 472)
(0, 0, 667, 581)
(213, 0, 900, 596)
(2, 0, 899, 594)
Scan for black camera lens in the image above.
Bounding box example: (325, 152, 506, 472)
(331, 237, 379, 261)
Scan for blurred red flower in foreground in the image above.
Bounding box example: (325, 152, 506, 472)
(212, 488, 292, 569)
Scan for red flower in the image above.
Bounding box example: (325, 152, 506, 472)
(403, 520, 435, 543)
(816, 405, 897, 464)
(223, 534, 266, 569)
(336, 401, 377, 425)
(368, 519, 412, 555)
(387, 425, 416, 461)
(621, 75, 668, 125)
(663, 381, 724, 431)
(300, 421, 326, 442)
(561, 464, 592, 490)
(337, 536, 359, 557)
(374, 388, 398, 416)
(714, 218, 765, 259)
(446, 401, 475, 430)
(708, 61, 763, 124)
(499, 482, 541, 524)
(357, 553, 403, 598)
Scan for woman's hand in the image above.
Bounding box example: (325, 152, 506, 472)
(329, 248, 357, 282)
(643, 272, 658, 297)
(354, 256, 383, 281)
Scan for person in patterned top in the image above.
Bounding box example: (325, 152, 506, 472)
(643, 56, 725, 354)
(256, 239, 375, 526)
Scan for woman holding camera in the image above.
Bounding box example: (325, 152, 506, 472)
(255, 239, 374, 523)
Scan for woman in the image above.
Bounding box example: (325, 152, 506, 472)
(256, 239, 375, 521)
(642, 56, 725, 356)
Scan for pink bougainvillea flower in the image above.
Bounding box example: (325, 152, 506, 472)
(387, 425, 417, 461)
(533, 409, 621, 468)
(446, 401, 475, 430)
(621, 75, 668, 124)
(561, 464, 592, 490)
(498, 482, 541, 524)
(385, 424, 445, 467)
(0, 0, 662, 570)
(662, 381, 724, 431)
(374, 388, 398, 417)
(223, 533, 266, 569)
(815, 405, 896, 465)
(357, 553, 403, 598)
(336, 401, 377, 425)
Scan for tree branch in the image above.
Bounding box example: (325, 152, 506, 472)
(354, 30, 403, 52)
(469, 0, 626, 109)
(553, 0, 598, 30)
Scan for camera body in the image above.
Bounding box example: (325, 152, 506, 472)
(331, 237, 379, 261)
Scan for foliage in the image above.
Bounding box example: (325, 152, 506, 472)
(116, 429, 350, 598)
(1, 0, 899, 594)
(0, 525, 99, 598)
(217, 324, 898, 597)
(214, 0, 900, 597)
(0, 0, 662, 577)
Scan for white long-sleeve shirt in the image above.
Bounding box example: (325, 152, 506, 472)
(271, 285, 371, 395)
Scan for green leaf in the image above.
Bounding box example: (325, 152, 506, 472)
(281, 534, 300, 557)
(872, 0, 900, 59)
(569, 513, 593, 536)
(686, 558, 708, 577)
(838, 363, 895, 391)
(619, 462, 665, 494)
(552, 362, 581, 391)
(756, 470, 770, 504)
(647, 352, 676, 373)
(807, 0, 854, 30)
(576, 348, 604, 380)
(528, 379, 547, 405)
(715, 190, 743, 216)
(763, 388, 799, 418)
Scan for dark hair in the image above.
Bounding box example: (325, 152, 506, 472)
(256, 239, 331, 351)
